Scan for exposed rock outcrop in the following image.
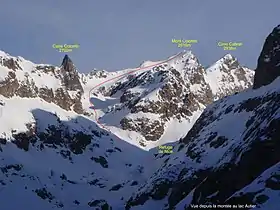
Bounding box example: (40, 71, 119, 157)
(60, 55, 83, 92)
(95, 52, 254, 142)
(253, 25, 280, 89)
(0, 54, 84, 114)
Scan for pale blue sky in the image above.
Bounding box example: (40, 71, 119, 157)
(0, 0, 279, 72)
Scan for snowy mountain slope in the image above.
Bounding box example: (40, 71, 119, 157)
(0, 95, 162, 210)
(81, 52, 183, 115)
(205, 54, 253, 100)
(0, 51, 193, 209)
(0, 52, 85, 114)
(88, 51, 254, 149)
(0, 47, 255, 210)
(125, 25, 280, 210)
(0, 49, 253, 150)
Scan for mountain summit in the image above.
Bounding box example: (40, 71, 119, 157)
(61, 54, 76, 75)
(60, 54, 83, 92)
(61, 54, 71, 66)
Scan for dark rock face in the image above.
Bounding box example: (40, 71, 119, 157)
(60, 55, 83, 92)
(35, 188, 55, 201)
(0, 54, 85, 114)
(88, 199, 112, 209)
(91, 156, 108, 168)
(88, 69, 108, 78)
(54, 88, 73, 111)
(39, 88, 55, 103)
(59, 55, 84, 113)
(36, 65, 56, 74)
(253, 25, 280, 89)
(69, 132, 92, 154)
(1, 57, 22, 71)
(16, 75, 38, 98)
(0, 71, 20, 97)
(120, 117, 164, 141)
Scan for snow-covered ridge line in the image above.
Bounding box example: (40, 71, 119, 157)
(86, 50, 254, 150)
(87, 51, 186, 133)
(0, 48, 254, 150)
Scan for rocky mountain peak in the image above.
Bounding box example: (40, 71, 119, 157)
(88, 69, 109, 79)
(253, 25, 280, 89)
(223, 53, 234, 59)
(0, 51, 86, 114)
(60, 54, 83, 92)
(209, 53, 239, 72)
(178, 51, 200, 68)
(60, 54, 76, 75)
(204, 53, 254, 101)
(0, 51, 22, 72)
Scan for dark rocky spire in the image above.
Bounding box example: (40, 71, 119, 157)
(60, 54, 83, 92)
(61, 54, 70, 64)
(61, 54, 75, 74)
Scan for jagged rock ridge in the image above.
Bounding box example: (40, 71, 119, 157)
(91, 51, 254, 145)
(125, 25, 280, 210)
(0, 53, 84, 113)
(60, 54, 83, 92)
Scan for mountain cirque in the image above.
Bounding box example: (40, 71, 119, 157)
(0, 45, 257, 209)
(90, 51, 254, 145)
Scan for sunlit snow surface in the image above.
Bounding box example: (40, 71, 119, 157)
(0, 50, 256, 209)
(85, 51, 253, 150)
